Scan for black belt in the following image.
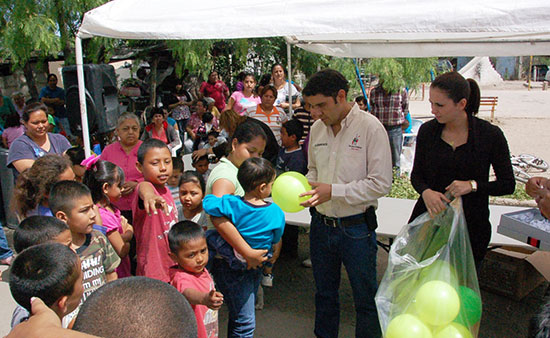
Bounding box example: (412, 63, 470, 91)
(311, 207, 376, 229)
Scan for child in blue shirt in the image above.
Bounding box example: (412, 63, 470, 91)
(276, 118, 307, 261)
(203, 157, 285, 283)
(276, 119, 307, 175)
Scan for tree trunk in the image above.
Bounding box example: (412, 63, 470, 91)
(23, 62, 39, 100)
(150, 55, 159, 107)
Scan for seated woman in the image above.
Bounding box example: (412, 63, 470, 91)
(7, 102, 71, 177)
(140, 107, 181, 152)
(185, 99, 219, 152)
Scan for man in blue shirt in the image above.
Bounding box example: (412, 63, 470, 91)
(39, 74, 73, 139)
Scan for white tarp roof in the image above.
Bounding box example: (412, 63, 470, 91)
(78, 0, 550, 57)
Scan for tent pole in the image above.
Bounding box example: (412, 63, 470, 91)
(287, 42, 293, 117)
(353, 58, 369, 110)
(76, 36, 91, 157)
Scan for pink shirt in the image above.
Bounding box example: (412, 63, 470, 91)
(100, 141, 144, 211)
(98, 205, 131, 278)
(170, 266, 218, 338)
(132, 184, 178, 282)
(200, 81, 228, 111)
(3, 125, 25, 149)
(230, 91, 261, 115)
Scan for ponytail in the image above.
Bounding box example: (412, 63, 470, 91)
(431, 71, 481, 116)
(82, 158, 125, 204)
(465, 78, 480, 116)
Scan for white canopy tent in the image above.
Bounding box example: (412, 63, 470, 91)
(76, 0, 550, 156)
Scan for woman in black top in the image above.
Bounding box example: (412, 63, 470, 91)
(409, 72, 515, 268)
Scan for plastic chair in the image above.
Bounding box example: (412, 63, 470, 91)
(170, 129, 182, 157)
(402, 119, 423, 147)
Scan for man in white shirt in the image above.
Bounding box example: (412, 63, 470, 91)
(300, 69, 392, 338)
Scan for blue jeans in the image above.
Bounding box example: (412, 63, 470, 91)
(310, 210, 381, 338)
(0, 226, 13, 260)
(211, 258, 261, 338)
(206, 230, 272, 271)
(385, 125, 403, 171)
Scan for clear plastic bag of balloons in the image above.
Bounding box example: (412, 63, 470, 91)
(375, 197, 481, 338)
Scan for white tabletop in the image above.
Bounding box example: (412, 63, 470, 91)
(282, 197, 529, 248)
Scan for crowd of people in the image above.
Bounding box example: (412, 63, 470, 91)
(3, 65, 549, 338)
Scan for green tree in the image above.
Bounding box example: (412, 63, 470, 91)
(0, 0, 111, 98)
(362, 58, 437, 93)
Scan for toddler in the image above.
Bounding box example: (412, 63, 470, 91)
(82, 156, 134, 278)
(204, 130, 220, 150)
(169, 221, 223, 338)
(203, 157, 285, 286)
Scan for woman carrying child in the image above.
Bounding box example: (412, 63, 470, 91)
(205, 121, 270, 337)
(82, 156, 134, 278)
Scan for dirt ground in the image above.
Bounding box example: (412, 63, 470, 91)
(216, 232, 548, 338)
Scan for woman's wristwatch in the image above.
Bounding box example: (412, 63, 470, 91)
(469, 180, 478, 192)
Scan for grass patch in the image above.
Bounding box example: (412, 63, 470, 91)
(497, 182, 532, 201)
(388, 175, 420, 200)
(388, 175, 533, 202)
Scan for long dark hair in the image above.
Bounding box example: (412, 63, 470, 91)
(82, 159, 125, 204)
(431, 72, 480, 116)
(232, 120, 267, 146)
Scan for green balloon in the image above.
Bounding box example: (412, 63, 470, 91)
(454, 286, 482, 327)
(415, 280, 460, 326)
(386, 314, 432, 338)
(271, 171, 312, 213)
(434, 322, 473, 338)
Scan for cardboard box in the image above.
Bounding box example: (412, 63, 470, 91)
(479, 247, 550, 300)
(498, 208, 550, 250)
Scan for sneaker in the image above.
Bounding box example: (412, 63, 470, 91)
(261, 273, 273, 287)
(0, 255, 14, 266)
(302, 258, 312, 268)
